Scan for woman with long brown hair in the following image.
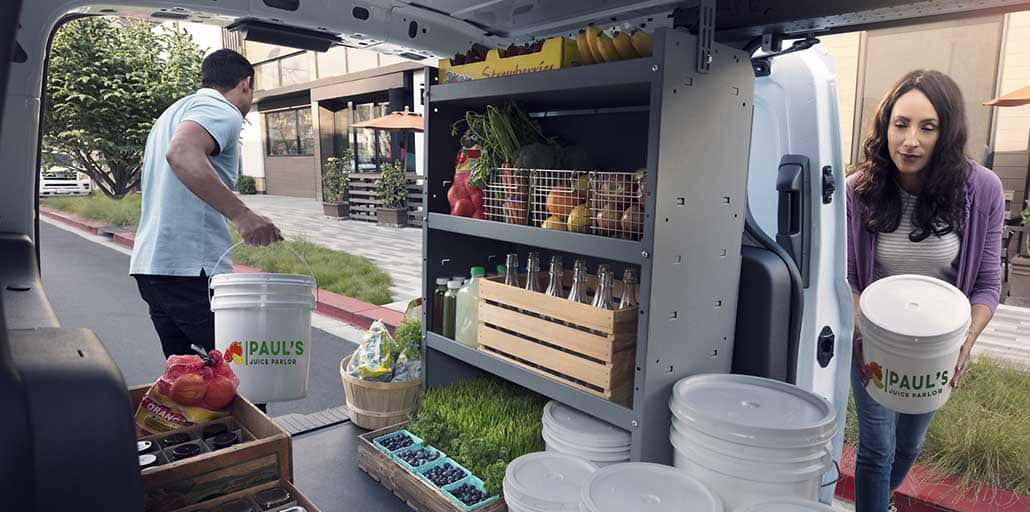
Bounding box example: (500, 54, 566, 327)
(846, 70, 1004, 511)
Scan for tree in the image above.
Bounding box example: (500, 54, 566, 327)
(43, 18, 204, 198)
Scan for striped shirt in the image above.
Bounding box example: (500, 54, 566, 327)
(872, 188, 960, 285)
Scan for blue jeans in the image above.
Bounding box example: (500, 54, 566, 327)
(851, 365, 936, 512)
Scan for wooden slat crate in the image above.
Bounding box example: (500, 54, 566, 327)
(130, 385, 293, 512)
(477, 276, 637, 405)
(347, 171, 424, 227)
(356, 423, 507, 512)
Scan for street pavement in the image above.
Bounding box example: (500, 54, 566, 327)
(38, 219, 361, 417)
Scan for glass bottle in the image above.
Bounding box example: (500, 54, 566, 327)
(567, 264, 590, 304)
(504, 254, 520, 288)
(455, 267, 486, 347)
(545, 256, 565, 298)
(619, 269, 639, 309)
(525, 252, 544, 293)
(431, 277, 449, 334)
(442, 280, 462, 339)
(592, 266, 614, 310)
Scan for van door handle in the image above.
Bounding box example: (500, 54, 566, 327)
(776, 155, 811, 286)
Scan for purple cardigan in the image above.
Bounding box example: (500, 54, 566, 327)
(846, 159, 1005, 313)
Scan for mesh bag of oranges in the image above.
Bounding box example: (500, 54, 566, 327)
(134, 348, 240, 436)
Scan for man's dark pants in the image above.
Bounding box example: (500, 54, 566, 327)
(134, 273, 214, 358)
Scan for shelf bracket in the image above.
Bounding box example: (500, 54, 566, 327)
(696, 0, 716, 74)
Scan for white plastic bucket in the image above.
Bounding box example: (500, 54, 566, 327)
(858, 275, 970, 414)
(579, 462, 723, 512)
(741, 498, 835, 512)
(504, 452, 597, 512)
(211, 272, 316, 403)
(542, 430, 630, 467)
(541, 401, 631, 467)
(669, 374, 837, 511)
(543, 401, 631, 449)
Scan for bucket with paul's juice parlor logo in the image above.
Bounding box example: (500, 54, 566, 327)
(859, 275, 970, 414)
(211, 272, 316, 403)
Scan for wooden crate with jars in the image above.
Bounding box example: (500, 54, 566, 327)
(476, 253, 639, 405)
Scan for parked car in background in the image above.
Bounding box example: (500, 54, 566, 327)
(39, 166, 91, 196)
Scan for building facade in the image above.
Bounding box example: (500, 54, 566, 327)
(818, 11, 1030, 219)
(226, 37, 426, 199)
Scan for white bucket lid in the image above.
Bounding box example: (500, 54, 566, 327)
(504, 452, 597, 511)
(543, 401, 631, 448)
(670, 374, 835, 449)
(741, 498, 835, 512)
(580, 463, 722, 512)
(859, 274, 970, 342)
(211, 272, 316, 289)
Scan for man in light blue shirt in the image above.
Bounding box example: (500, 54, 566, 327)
(130, 49, 281, 358)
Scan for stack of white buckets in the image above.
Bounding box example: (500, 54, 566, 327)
(668, 374, 838, 511)
(542, 401, 631, 466)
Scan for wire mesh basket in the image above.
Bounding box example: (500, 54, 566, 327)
(589, 171, 645, 240)
(483, 168, 646, 240)
(530, 169, 591, 233)
(483, 168, 530, 225)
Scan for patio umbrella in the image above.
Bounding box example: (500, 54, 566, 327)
(984, 85, 1030, 107)
(352, 107, 423, 168)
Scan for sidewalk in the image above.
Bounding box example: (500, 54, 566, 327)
(242, 194, 422, 308)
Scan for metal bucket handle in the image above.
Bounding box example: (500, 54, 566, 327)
(209, 240, 319, 305)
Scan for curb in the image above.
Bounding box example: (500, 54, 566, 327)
(40, 208, 106, 235)
(41, 206, 403, 331)
(835, 444, 1030, 511)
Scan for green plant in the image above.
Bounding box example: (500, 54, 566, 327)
(236, 175, 257, 195)
(408, 377, 546, 495)
(392, 318, 422, 361)
(323, 151, 352, 204)
(231, 232, 394, 305)
(375, 160, 407, 209)
(43, 193, 142, 226)
(451, 102, 547, 188)
(44, 18, 204, 198)
(1022, 199, 1030, 226)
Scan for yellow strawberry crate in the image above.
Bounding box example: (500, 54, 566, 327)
(438, 36, 579, 83)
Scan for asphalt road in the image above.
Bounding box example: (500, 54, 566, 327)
(38, 220, 358, 417)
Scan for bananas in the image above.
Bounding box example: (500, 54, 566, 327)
(612, 31, 640, 59)
(575, 29, 595, 65)
(575, 24, 651, 65)
(595, 32, 621, 63)
(630, 30, 652, 58)
(583, 24, 603, 63)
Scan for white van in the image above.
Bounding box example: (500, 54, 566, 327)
(2, 2, 1025, 510)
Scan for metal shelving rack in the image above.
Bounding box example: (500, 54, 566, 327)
(420, 28, 755, 463)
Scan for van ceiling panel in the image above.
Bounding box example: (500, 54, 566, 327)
(708, 0, 1030, 41)
(400, 0, 1030, 45)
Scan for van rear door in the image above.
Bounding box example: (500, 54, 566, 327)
(748, 44, 855, 503)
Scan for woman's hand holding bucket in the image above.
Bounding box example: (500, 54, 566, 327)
(949, 339, 973, 388)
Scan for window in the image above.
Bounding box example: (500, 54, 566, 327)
(279, 53, 309, 87)
(253, 52, 310, 91)
(351, 101, 409, 172)
(317, 46, 348, 79)
(255, 60, 279, 90)
(265, 107, 314, 156)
